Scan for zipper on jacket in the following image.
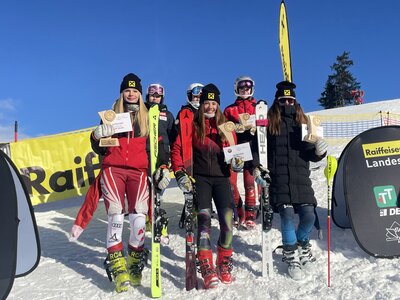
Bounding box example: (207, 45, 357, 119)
(208, 122, 212, 176)
(284, 119, 292, 203)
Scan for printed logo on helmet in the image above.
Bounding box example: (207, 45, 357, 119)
(208, 93, 215, 100)
(128, 81, 136, 88)
(284, 89, 291, 96)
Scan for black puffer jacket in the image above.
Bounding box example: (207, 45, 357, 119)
(267, 107, 324, 211)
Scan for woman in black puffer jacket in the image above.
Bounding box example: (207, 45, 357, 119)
(253, 81, 328, 280)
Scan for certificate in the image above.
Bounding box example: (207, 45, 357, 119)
(223, 142, 253, 163)
(111, 112, 133, 133)
(97, 110, 133, 147)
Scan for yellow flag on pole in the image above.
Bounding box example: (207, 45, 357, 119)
(279, 1, 292, 82)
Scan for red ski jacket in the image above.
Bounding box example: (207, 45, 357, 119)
(224, 97, 257, 122)
(91, 120, 149, 171)
(223, 97, 257, 144)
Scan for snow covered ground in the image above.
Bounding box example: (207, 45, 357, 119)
(8, 99, 400, 300)
(308, 98, 400, 115)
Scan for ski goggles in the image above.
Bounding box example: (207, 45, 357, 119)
(148, 84, 164, 96)
(237, 80, 253, 89)
(191, 86, 202, 96)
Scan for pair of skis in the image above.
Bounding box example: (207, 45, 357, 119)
(177, 108, 198, 291)
(149, 105, 169, 298)
(255, 100, 274, 279)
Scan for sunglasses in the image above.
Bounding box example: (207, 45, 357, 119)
(148, 84, 164, 96)
(191, 86, 202, 96)
(278, 97, 296, 105)
(237, 80, 253, 89)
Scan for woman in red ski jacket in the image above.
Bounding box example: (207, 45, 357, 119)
(171, 84, 243, 289)
(223, 76, 258, 228)
(88, 73, 168, 292)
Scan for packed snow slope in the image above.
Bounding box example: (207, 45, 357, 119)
(8, 99, 400, 300)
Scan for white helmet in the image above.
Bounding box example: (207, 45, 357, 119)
(186, 83, 204, 109)
(234, 76, 255, 98)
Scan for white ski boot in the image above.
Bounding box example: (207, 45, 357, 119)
(298, 241, 316, 272)
(282, 247, 304, 281)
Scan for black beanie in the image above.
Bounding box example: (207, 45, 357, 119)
(120, 73, 142, 94)
(275, 80, 296, 99)
(200, 83, 220, 105)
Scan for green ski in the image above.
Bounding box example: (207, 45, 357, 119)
(149, 105, 162, 298)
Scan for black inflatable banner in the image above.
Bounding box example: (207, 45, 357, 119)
(0, 152, 18, 300)
(0, 151, 40, 300)
(332, 142, 352, 229)
(337, 126, 400, 257)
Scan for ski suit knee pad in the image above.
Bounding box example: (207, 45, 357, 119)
(106, 214, 125, 250)
(128, 213, 146, 249)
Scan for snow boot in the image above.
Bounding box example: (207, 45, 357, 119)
(282, 245, 304, 281)
(197, 250, 219, 289)
(127, 247, 148, 286)
(104, 250, 130, 293)
(298, 241, 316, 272)
(245, 205, 258, 229)
(216, 246, 233, 284)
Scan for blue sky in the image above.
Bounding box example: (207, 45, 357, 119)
(0, 0, 399, 142)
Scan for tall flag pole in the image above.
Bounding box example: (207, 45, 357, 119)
(279, 0, 293, 82)
(14, 121, 18, 142)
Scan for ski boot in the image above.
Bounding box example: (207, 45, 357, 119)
(298, 241, 316, 272)
(244, 205, 258, 229)
(127, 247, 148, 286)
(282, 245, 303, 281)
(197, 250, 219, 289)
(216, 246, 233, 284)
(104, 250, 130, 293)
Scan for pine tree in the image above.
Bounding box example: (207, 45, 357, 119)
(318, 51, 361, 109)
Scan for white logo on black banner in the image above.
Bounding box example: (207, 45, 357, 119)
(386, 221, 400, 243)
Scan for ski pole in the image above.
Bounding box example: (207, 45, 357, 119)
(324, 155, 338, 287)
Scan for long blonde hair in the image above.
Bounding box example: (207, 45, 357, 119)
(194, 104, 227, 143)
(112, 93, 149, 137)
(267, 100, 308, 136)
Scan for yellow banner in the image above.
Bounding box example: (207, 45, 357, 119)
(279, 1, 292, 82)
(362, 140, 400, 158)
(9, 128, 101, 205)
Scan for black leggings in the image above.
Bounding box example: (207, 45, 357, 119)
(195, 175, 234, 250)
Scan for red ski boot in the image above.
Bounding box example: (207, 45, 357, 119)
(197, 250, 219, 289)
(245, 206, 257, 229)
(216, 246, 233, 284)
